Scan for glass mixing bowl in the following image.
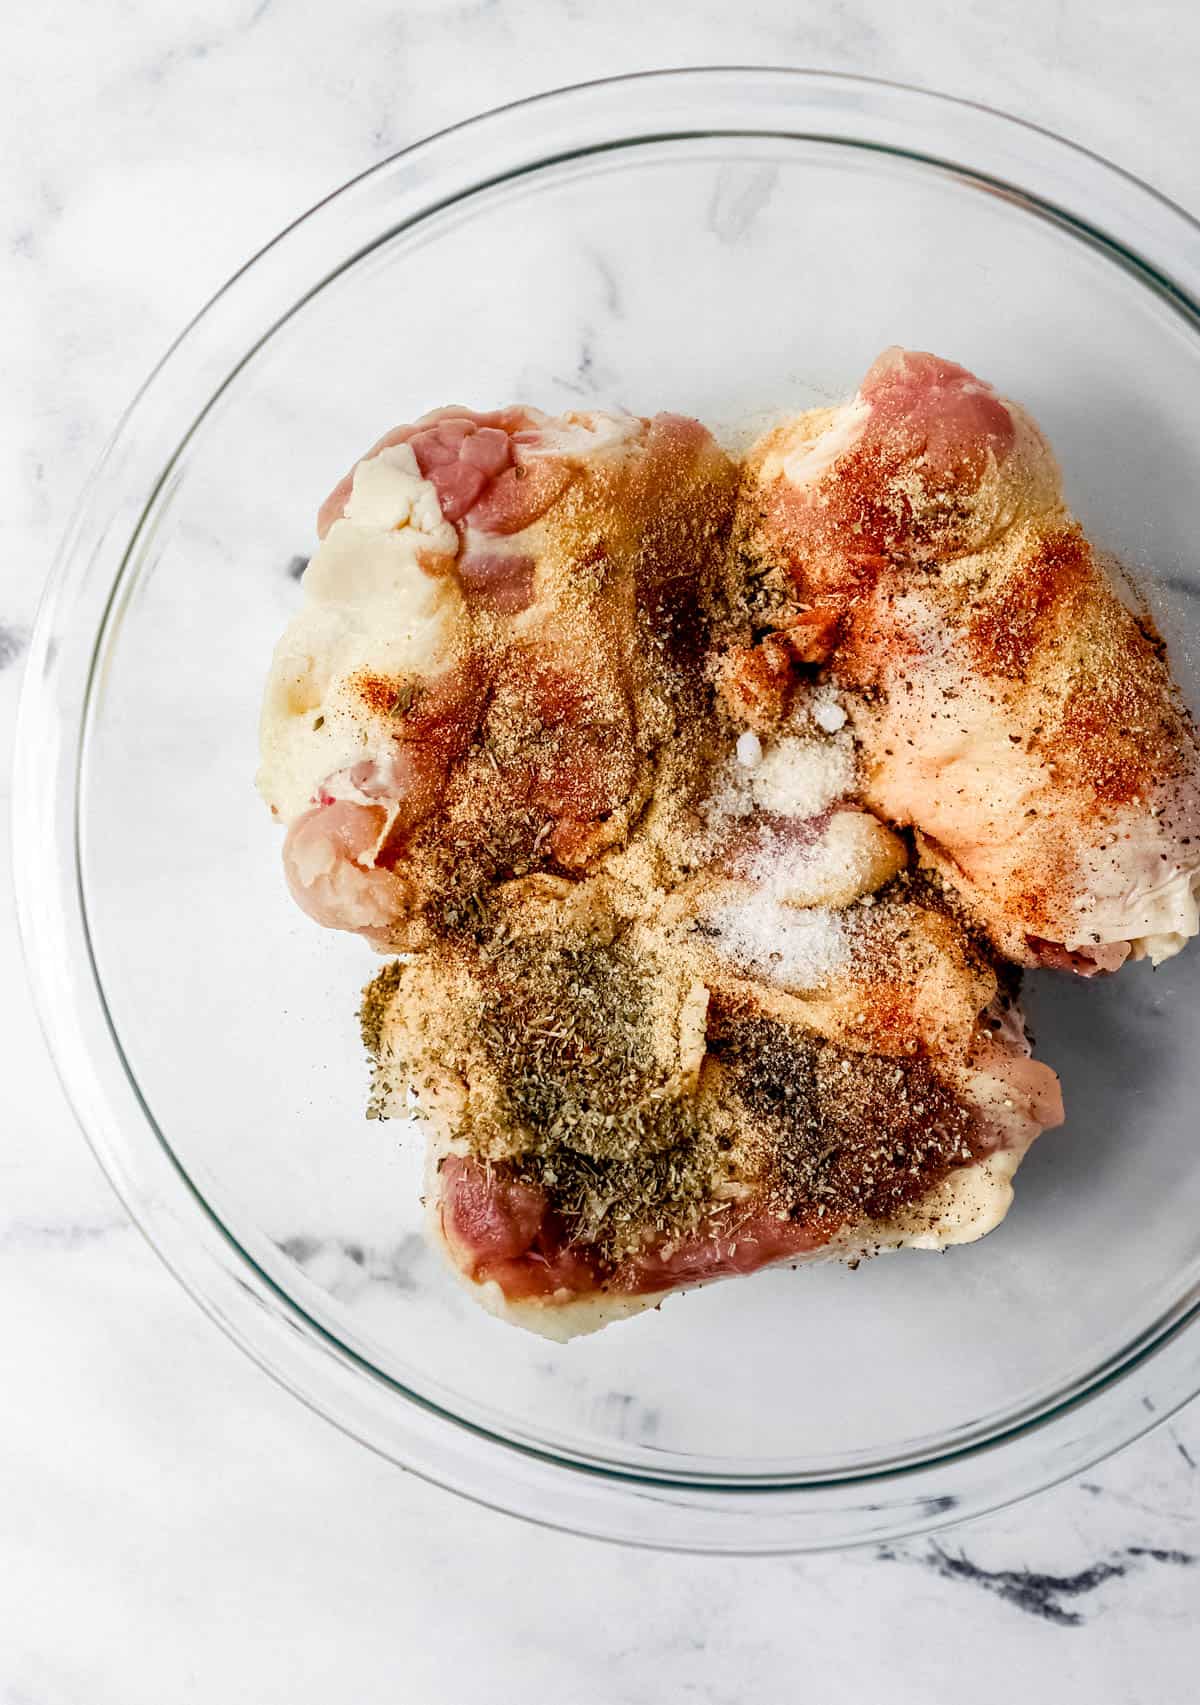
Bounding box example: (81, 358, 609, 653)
(16, 69, 1200, 1552)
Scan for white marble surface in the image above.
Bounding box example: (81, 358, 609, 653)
(5, 1, 1200, 1696)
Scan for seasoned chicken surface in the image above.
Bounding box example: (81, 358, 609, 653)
(736, 350, 1200, 971)
(365, 855, 1060, 1339)
(259, 363, 1198, 1337)
(260, 406, 735, 947)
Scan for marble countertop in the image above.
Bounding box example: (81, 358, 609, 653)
(5, 2, 1199, 1697)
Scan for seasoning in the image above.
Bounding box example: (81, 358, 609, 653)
(359, 960, 404, 1058)
(338, 378, 1126, 1307)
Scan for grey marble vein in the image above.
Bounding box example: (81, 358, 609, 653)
(277, 1231, 428, 1293)
(1170, 1430, 1197, 1471)
(590, 1388, 662, 1445)
(587, 247, 624, 320)
(1159, 573, 1200, 604)
(551, 326, 620, 399)
(0, 1216, 129, 1252)
(139, 35, 222, 88)
(877, 1538, 1196, 1627)
(706, 164, 779, 246)
(0, 625, 27, 669)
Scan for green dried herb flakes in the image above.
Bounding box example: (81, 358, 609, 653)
(389, 680, 422, 717)
(514, 1138, 720, 1262)
(473, 939, 688, 1160)
(359, 960, 405, 1058)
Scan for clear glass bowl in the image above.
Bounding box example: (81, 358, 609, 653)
(16, 69, 1200, 1552)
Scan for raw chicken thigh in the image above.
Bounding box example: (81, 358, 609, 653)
(366, 840, 1061, 1339)
(259, 406, 736, 947)
(735, 349, 1200, 971)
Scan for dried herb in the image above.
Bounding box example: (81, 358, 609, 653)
(359, 960, 405, 1058)
(389, 680, 422, 717)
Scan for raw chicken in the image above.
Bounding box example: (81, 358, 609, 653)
(258, 358, 1200, 1339)
(259, 406, 736, 947)
(364, 820, 1062, 1339)
(736, 349, 1200, 970)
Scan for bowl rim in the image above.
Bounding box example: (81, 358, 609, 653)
(15, 65, 1200, 1552)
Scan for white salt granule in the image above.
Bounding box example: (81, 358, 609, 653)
(709, 897, 847, 989)
(811, 692, 847, 734)
(735, 730, 763, 768)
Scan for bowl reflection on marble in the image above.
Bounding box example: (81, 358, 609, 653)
(15, 69, 1200, 1552)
